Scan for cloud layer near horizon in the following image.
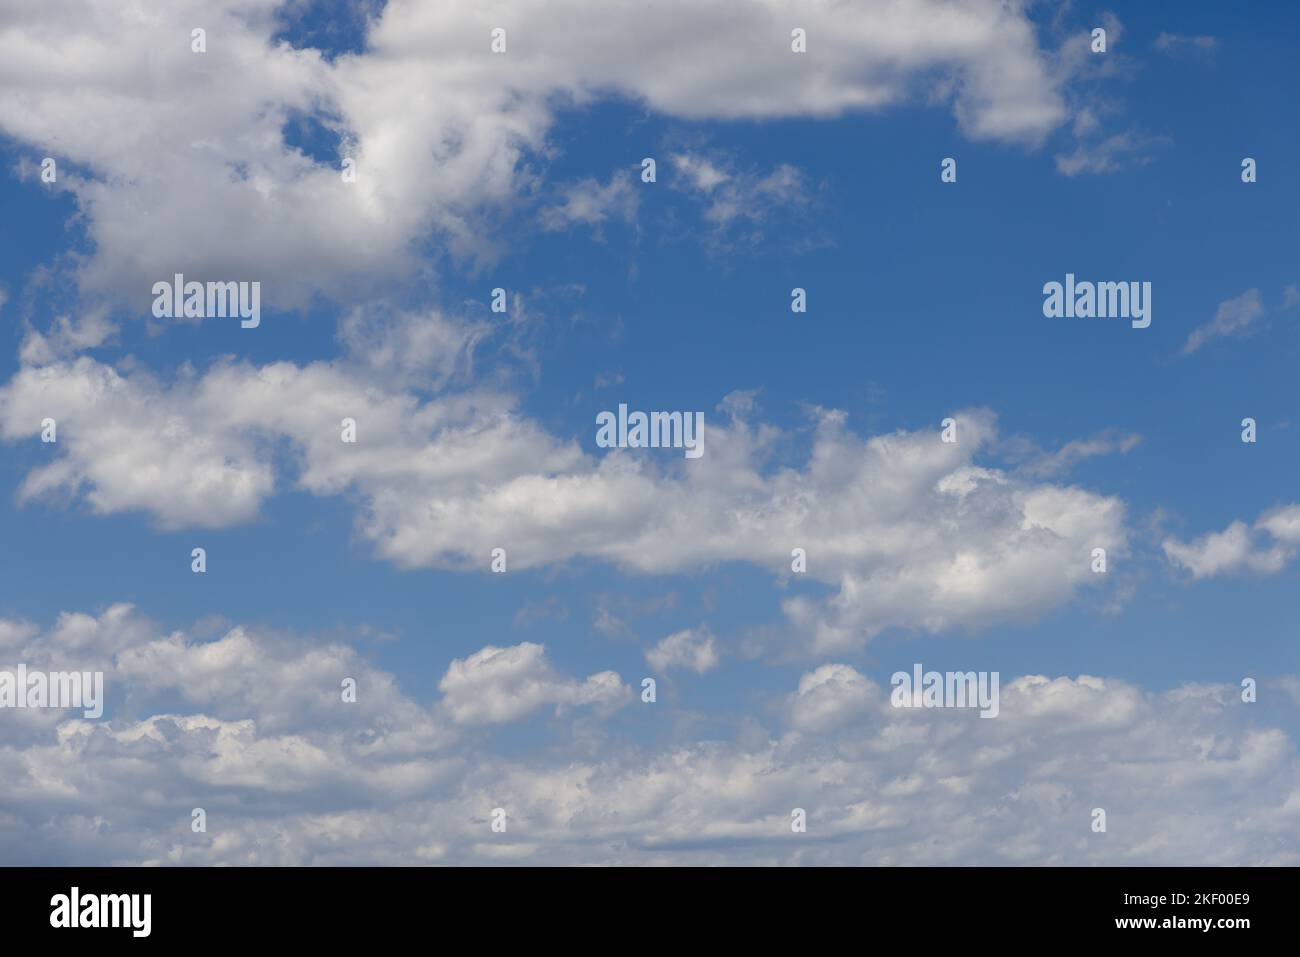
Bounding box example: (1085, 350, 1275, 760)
(2, 604, 1296, 866)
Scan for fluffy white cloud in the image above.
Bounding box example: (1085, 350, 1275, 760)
(0, 356, 1130, 654)
(2, 605, 1297, 865)
(437, 642, 628, 725)
(0, 359, 274, 529)
(787, 663, 877, 733)
(1258, 504, 1300, 544)
(0, 0, 1066, 309)
(1163, 504, 1300, 579)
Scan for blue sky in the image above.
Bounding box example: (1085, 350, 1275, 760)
(0, 0, 1297, 865)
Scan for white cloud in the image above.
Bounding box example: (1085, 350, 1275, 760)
(0, 0, 1066, 310)
(672, 153, 730, 192)
(1182, 289, 1265, 354)
(1054, 130, 1169, 177)
(18, 310, 116, 366)
(1163, 522, 1283, 578)
(540, 173, 638, 232)
(437, 642, 628, 725)
(1017, 430, 1142, 478)
(3, 604, 1297, 864)
(671, 152, 811, 232)
(0, 357, 1130, 655)
(1163, 505, 1300, 579)
(0, 358, 274, 529)
(787, 663, 878, 733)
(645, 627, 720, 674)
(336, 304, 489, 389)
(1258, 504, 1300, 545)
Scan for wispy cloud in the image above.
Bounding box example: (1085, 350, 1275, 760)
(1055, 130, 1170, 176)
(1154, 32, 1218, 55)
(1182, 288, 1265, 354)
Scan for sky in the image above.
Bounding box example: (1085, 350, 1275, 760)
(0, 0, 1297, 865)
